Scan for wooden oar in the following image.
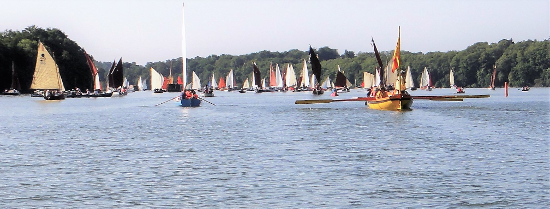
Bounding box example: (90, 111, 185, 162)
(197, 96, 216, 106)
(412, 94, 490, 100)
(155, 95, 181, 106)
(295, 97, 370, 104)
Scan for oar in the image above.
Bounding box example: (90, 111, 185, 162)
(155, 95, 181, 106)
(197, 96, 216, 106)
(412, 94, 490, 100)
(295, 97, 370, 104)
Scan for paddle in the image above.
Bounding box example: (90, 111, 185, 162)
(412, 94, 490, 100)
(155, 95, 181, 106)
(197, 96, 216, 106)
(295, 97, 370, 104)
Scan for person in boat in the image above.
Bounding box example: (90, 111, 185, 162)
(366, 87, 372, 97)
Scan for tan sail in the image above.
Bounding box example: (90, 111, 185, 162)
(31, 42, 65, 91)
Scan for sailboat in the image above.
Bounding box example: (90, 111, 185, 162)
(405, 66, 416, 90)
(180, 3, 201, 107)
(309, 46, 323, 95)
(450, 68, 465, 93)
(80, 50, 112, 97)
(488, 64, 496, 90)
(419, 67, 432, 91)
(137, 76, 143, 91)
(31, 41, 66, 100)
(365, 27, 413, 110)
(226, 69, 235, 91)
(3, 61, 21, 95)
(252, 62, 264, 93)
(108, 58, 126, 96)
(150, 67, 164, 93)
(285, 64, 297, 91)
(239, 78, 250, 93)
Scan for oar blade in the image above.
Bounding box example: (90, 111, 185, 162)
(295, 99, 333, 104)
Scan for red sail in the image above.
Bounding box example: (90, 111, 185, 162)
(162, 77, 170, 90)
(218, 77, 226, 89)
(177, 76, 183, 84)
(269, 62, 277, 87)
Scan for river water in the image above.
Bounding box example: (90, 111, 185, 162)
(0, 88, 548, 208)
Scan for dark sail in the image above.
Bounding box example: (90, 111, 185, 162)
(334, 71, 347, 88)
(107, 60, 116, 88)
(309, 46, 322, 85)
(253, 62, 262, 87)
(371, 38, 384, 86)
(111, 58, 124, 88)
(10, 61, 20, 90)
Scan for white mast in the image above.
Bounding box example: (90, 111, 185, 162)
(182, 3, 187, 88)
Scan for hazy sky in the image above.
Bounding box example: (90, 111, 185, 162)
(1, 0, 548, 65)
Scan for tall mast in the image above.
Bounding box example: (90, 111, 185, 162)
(182, 3, 187, 88)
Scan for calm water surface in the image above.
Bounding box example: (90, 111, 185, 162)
(0, 88, 548, 208)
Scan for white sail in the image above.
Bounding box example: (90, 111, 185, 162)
(405, 66, 415, 89)
(191, 71, 201, 90)
(150, 67, 163, 90)
(449, 68, 455, 87)
(321, 76, 331, 89)
(94, 74, 101, 90)
(137, 76, 143, 91)
(242, 78, 250, 89)
(310, 73, 316, 88)
(275, 64, 284, 88)
(420, 67, 430, 87)
(211, 73, 218, 88)
(386, 60, 397, 87)
(31, 42, 65, 91)
(285, 64, 297, 87)
(123, 77, 129, 88)
(302, 59, 310, 88)
(363, 72, 374, 88)
(226, 69, 234, 89)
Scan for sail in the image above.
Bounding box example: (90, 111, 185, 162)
(150, 67, 163, 90)
(242, 78, 250, 89)
(191, 71, 201, 89)
(285, 64, 297, 87)
(371, 38, 384, 86)
(137, 76, 143, 91)
(107, 60, 116, 89)
(31, 42, 65, 91)
(253, 62, 262, 87)
(211, 73, 218, 88)
(420, 67, 431, 87)
(275, 64, 283, 88)
(335, 70, 347, 88)
(363, 72, 374, 89)
(218, 77, 226, 89)
(110, 58, 124, 88)
(386, 60, 398, 87)
(269, 62, 277, 87)
(310, 74, 316, 88)
(449, 68, 455, 87)
(374, 68, 381, 87)
(123, 77, 129, 88)
(490, 65, 496, 88)
(302, 58, 310, 88)
(10, 61, 20, 90)
(84, 50, 101, 90)
(321, 76, 330, 89)
(405, 66, 414, 89)
(309, 47, 321, 86)
(226, 69, 234, 89)
(162, 77, 170, 90)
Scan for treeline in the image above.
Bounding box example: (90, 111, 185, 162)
(1, 26, 549, 93)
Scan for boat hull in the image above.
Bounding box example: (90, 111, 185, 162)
(366, 94, 413, 111)
(44, 93, 65, 100)
(203, 92, 215, 97)
(180, 98, 201, 107)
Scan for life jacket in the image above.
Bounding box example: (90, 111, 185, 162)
(184, 90, 192, 99)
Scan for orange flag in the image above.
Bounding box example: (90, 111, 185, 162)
(391, 26, 400, 73)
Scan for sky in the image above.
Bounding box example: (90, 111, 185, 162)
(1, 0, 548, 65)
